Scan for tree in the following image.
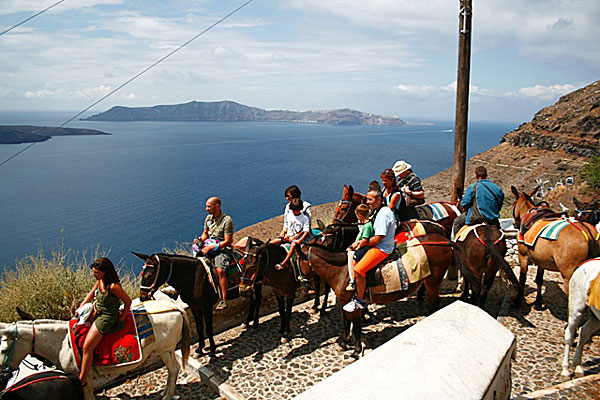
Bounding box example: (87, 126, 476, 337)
(581, 156, 600, 193)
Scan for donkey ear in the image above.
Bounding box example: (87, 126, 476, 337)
(528, 185, 540, 198)
(317, 219, 326, 231)
(348, 185, 354, 197)
(16, 306, 35, 321)
(511, 185, 520, 199)
(131, 251, 150, 261)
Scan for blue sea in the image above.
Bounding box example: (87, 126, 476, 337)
(0, 112, 518, 271)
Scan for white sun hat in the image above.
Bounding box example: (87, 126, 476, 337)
(392, 160, 412, 176)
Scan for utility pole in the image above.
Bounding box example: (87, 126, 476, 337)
(451, 0, 472, 205)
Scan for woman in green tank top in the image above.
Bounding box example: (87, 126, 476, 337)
(77, 257, 132, 386)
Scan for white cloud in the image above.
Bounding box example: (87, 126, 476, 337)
(508, 84, 576, 101)
(23, 85, 136, 100)
(0, 0, 123, 15)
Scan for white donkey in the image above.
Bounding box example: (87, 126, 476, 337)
(561, 258, 600, 377)
(0, 300, 190, 400)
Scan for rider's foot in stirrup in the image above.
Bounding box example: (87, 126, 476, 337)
(343, 296, 366, 312)
(345, 279, 355, 291)
(216, 300, 227, 310)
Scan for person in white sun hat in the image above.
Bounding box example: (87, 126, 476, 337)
(392, 160, 425, 218)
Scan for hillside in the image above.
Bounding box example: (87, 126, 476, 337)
(0, 125, 110, 144)
(83, 100, 405, 126)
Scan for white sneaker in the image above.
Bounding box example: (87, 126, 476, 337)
(343, 300, 358, 312)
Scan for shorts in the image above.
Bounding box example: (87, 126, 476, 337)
(208, 249, 234, 271)
(353, 247, 389, 278)
(353, 246, 371, 262)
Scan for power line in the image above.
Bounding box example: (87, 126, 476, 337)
(0, 0, 255, 168)
(0, 0, 66, 37)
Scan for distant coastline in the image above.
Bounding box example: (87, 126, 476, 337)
(83, 100, 406, 126)
(0, 125, 110, 144)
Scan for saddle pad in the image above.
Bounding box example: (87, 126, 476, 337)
(370, 259, 409, 295)
(281, 243, 304, 282)
(69, 312, 143, 369)
(455, 224, 485, 242)
(539, 220, 571, 240)
(415, 202, 453, 221)
(132, 304, 156, 348)
(396, 238, 430, 283)
(588, 272, 600, 310)
(519, 219, 557, 246)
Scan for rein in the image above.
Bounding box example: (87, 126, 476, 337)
(239, 247, 269, 289)
(140, 255, 173, 295)
(332, 200, 353, 223)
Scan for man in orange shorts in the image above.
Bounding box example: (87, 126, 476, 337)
(343, 189, 396, 312)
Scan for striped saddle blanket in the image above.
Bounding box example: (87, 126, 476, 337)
(416, 202, 459, 221)
(519, 219, 570, 247)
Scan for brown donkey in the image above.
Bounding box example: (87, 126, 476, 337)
(511, 186, 600, 309)
(455, 224, 521, 309)
(296, 233, 479, 358)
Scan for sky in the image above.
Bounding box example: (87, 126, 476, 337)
(0, 0, 598, 123)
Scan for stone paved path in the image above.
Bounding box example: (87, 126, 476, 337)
(98, 267, 599, 399)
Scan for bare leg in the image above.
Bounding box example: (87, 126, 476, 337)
(216, 267, 227, 302)
(79, 323, 103, 384)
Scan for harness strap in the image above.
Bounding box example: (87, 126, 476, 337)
(3, 374, 69, 393)
(473, 226, 504, 247)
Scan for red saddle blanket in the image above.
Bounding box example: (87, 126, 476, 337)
(69, 312, 142, 369)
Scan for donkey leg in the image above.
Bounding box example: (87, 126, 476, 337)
(311, 275, 321, 311)
(320, 283, 331, 316)
(416, 284, 426, 301)
(573, 316, 600, 376)
(275, 295, 286, 336)
(284, 294, 295, 340)
(562, 295, 587, 377)
(159, 350, 180, 400)
(339, 311, 352, 350)
(350, 315, 363, 359)
(192, 307, 205, 357)
(513, 253, 529, 306)
(244, 295, 256, 328)
(253, 285, 263, 327)
(533, 267, 545, 310)
(424, 280, 442, 315)
(203, 303, 217, 358)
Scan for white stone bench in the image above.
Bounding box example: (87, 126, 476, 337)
(295, 301, 516, 400)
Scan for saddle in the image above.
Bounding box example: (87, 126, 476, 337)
(520, 207, 561, 233)
(69, 312, 143, 368)
(194, 252, 242, 299)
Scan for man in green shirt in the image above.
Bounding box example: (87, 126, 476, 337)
(195, 196, 234, 310)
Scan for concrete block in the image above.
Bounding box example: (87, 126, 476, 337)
(295, 301, 516, 400)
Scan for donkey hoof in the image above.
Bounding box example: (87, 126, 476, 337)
(533, 302, 545, 311)
(349, 350, 360, 360)
(281, 336, 289, 344)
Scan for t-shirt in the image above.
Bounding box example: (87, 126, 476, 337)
(397, 171, 424, 193)
(283, 200, 312, 229)
(284, 212, 310, 238)
(357, 221, 374, 241)
(372, 206, 396, 254)
(204, 213, 234, 247)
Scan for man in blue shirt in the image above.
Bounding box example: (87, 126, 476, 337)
(452, 166, 504, 238)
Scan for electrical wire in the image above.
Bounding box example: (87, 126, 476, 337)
(0, 0, 255, 168)
(0, 0, 66, 37)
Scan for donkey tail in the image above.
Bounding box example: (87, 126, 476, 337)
(448, 241, 481, 293)
(172, 302, 191, 369)
(583, 223, 600, 259)
(485, 238, 521, 292)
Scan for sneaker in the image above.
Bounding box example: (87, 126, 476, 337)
(216, 300, 227, 310)
(275, 263, 285, 271)
(345, 280, 355, 292)
(343, 297, 366, 312)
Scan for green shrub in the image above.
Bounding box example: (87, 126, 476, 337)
(0, 246, 137, 322)
(581, 156, 600, 193)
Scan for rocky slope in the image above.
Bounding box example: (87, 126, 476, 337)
(83, 100, 405, 126)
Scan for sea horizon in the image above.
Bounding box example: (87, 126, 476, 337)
(0, 112, 518, 271)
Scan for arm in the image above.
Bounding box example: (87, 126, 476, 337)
(364, 235, 384, 247)
(293, 230, 309, 244)
(110, 283, 132, 321)
(79, 281, 98, 309)
(403, 185, 424, 200)
(387, 192, 401, 210)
